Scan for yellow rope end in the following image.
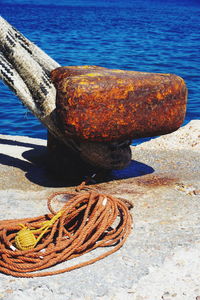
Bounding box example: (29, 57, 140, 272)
(14, 211, 64, 251)
(40, 210, 63, 229)
(15, 227, 37, 251)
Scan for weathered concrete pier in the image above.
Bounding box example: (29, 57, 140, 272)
(0, 120, 199, 299)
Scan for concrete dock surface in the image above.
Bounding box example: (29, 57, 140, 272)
(0, 120, 199, 300)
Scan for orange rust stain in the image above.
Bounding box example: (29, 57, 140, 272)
(51, 65, 187, 142)
(134, 175, 176, 187)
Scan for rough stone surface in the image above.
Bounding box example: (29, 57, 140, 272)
(0, 120, 200, 300)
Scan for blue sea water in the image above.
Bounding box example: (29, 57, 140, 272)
(0, 0, 200, 141)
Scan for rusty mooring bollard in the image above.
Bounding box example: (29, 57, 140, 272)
(51, 65, 187, 142)
(0, 16, 187, 176)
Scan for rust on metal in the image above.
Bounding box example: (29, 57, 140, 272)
(51, 65, 187, 142)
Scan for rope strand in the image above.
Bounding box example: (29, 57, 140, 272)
(0, 187, 133, 278)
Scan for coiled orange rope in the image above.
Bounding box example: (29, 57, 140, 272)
(0, 185, 133, 278)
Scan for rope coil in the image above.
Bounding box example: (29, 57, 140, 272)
(0, 187, 133, 278)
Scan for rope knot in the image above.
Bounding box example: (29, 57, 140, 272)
(15, 225, 37, 251)
(14, 211, 64, 251)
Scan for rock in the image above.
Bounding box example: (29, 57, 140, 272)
(0, 120, 199, 299)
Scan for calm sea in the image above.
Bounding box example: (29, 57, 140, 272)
(0, 0, 200, 142)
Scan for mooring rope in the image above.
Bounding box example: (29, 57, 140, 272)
(0, 185, 133, 278)
(0, 16, 65, 140)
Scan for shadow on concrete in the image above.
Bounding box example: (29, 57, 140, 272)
(111, 160, 154, 180)
(0, 137, 154, 187)
(0, 138, 43, 149)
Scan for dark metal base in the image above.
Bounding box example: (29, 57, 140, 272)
(47, 132, 110, 183)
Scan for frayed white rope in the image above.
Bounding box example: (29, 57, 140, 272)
(0, 51, 39, 114)
(0, 16, 58, 115)
(0, 16, 68, 141)
(0, 17, 60, 72)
